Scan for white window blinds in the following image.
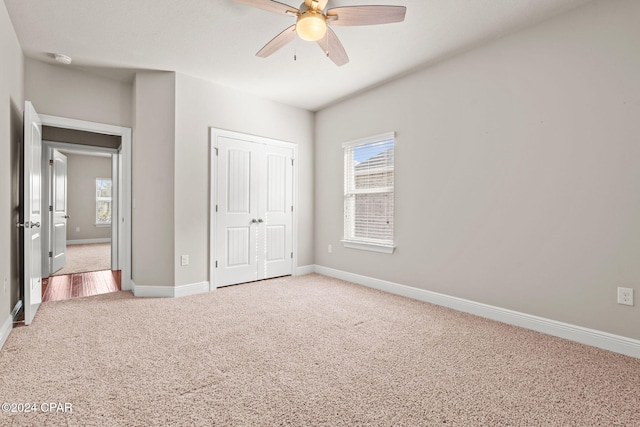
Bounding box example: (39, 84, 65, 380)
(343, 132, 395, 250)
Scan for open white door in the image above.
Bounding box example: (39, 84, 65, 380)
(22, 101, 43, 325)
(51, 150, 68, 273)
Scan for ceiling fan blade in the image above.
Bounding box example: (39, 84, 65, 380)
(234, 0, 299, 15)
(256, 25, 297, 58)
(326, 5, 407, 26)
(317, 27, 349, 66)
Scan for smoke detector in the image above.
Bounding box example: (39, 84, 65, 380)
(54, 54, 72, 65)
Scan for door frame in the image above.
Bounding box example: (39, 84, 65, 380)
(42, 143, 119, 277)
(39, 114, 132, 291)
(209, 128, 299, 290)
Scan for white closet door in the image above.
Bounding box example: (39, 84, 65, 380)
(215, 136, 259, 287)
(258, 145, 293, 280)
(214, 133, 293, 287)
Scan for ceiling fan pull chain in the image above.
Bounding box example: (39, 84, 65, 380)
(325, 31, 329, 57)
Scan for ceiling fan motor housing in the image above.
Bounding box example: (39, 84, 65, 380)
(296, 6, 327, 41)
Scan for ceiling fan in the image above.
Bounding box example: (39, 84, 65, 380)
(234, 0, 407, 66)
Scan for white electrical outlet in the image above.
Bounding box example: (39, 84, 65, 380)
(3, 277, 7, 294)
(617, 287, 634, 306)
(328, 244, 333, 254)
(76, 227, 80, 233)
(181, 255, 189, 266)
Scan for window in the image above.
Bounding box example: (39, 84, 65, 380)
(96, 178, 112, 225)
(342, 132, 395, 253)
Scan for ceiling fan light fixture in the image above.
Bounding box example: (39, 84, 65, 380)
(296, 11, 327, 41)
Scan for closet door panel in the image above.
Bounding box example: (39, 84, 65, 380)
(215, 137, 259, 287)
(258, 147, 293, 280)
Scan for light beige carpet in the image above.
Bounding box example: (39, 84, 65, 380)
(52, 243, 111, 276)
(1, 274, 638, 426)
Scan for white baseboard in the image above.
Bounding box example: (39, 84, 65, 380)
(130, 280, 210, 298)
(0, 315, 12, 351)
(314, 265, 640, 359)
(175, 281, 210, 298)
(67, 238, 111, 245)
(295, 265, 315, 276)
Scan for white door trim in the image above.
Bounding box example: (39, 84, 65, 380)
(209, 128, 298, 290)
(39, 114, 132, 291)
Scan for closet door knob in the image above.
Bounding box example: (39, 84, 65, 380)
(251, 219, 258, 224)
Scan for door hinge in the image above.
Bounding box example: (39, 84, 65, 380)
(291, 252, 293, 259)
(215, 205, 218, 213)
(49, 159, 53, 166)
(291, 205, 293, 212)
(49, 205, 53, 212)
(215, 261, 218, 268)
(291, 158, 294, 166)
(48, 251, 53, 258)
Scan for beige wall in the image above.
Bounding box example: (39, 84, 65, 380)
(132, 72, 176, 287)
(315, 0, 640, 340)
(173, 73, 315, 286)
(0, 1, 24, 330)
(25, 58, 132, 127)
(65, 153, 112, 241)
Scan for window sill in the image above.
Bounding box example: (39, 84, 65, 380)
(95, 224, 112, 228)
(341, 240, 395, 254)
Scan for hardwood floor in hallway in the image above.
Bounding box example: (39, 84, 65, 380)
(42, 270, 121, 302)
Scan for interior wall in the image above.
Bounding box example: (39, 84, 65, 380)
(174, 73, 315, 287)
(24, 58, 132, 127)
(0, 1, 24, 329)
(132, 72, 176, 287)
(65, 153, 112, 242)
(315, 0, 640, 340)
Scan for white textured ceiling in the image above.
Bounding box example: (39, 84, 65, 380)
(5, 0, 593, 111)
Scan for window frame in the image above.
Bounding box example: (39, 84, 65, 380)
(341, 131, 396, 254)
(95, 177, 113, 226)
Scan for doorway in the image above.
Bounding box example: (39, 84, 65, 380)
(21, 106, 132, 322)
(43, 147, 115, 274)
(42, 146, 119, 301)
